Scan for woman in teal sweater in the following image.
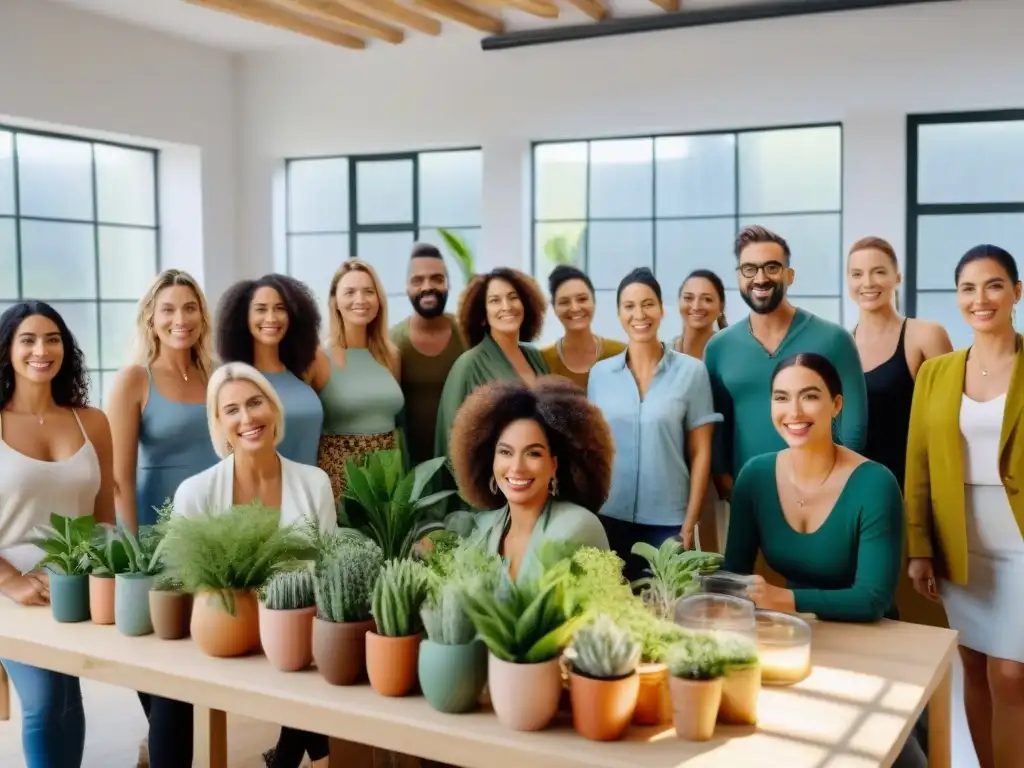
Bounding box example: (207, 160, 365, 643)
(722, 352, 903, 623)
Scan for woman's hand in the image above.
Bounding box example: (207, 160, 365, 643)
(908, 557, 939, 602)
(745, 575, 796, 612)
(0, 572, 50, 606)
(680, 517, 698, 551)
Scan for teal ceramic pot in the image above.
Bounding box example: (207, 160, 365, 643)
(418, 638, 487, 714)
(49, 573, 90, 623)
(115, 574, 155, 636)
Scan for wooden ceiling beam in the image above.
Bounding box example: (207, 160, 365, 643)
(476, 0, 559, 18)
(564, 0, 607, 20)
(647, 0, 680, 10)
(268, 0, 405, 42)
(186, 0, 367, 47)
(341, 0, 443, 35)
(414, 0, 503, 33)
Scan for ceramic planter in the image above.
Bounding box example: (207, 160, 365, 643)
(49, 573, 90, 623)
(719, 664, 761, 725)
(89, 574, 115, 625)
(366, 632, 421, 697)
(418, 639, 487, 714)
(569, 670, 639, 741)
(670, 675, 723, 741)
(190, 589, 259, 658)
(149, 589, 192, 640)
(313, 618, 374, 685)
(259, 603, 316, 672)
(633, 662, 672, 726)
(488, 654, 561, 731)
(115, 574, 154, 636)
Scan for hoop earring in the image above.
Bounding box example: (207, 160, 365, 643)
(489, 476, 499, 495)
(549, 476, 559, 497)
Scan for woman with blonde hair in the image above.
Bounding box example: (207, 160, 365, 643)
(316, 258, 404, 497)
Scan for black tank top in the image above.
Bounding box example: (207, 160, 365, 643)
(861, 320, 915, 489)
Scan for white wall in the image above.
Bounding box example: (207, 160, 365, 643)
(237, 0, 1024, 331)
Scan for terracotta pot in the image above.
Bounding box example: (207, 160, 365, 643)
(488, 654, 561, 731)
(190, 589, 259, 658)
(366, 632, 421, 697)
(670, 675, 723, 741)
(633, 662, 673, 726)
(258, 603, 316, 672)
(313, 618, 374, 685)
(719, 664, 761, 725)
(149, 590, 192, 640)
(89, 575, 115, 625)
(570, 670, 639, 741)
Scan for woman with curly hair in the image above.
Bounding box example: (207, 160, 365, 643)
(435, 267, 549, 463)
(450, 377, 610, 580)
(0, 301, 115, 768)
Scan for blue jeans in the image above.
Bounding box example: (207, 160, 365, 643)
(1, 658, 85, 768)
(600, 516, 681, 584)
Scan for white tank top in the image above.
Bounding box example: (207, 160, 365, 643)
(960, 393, 1007, 487)
(0, 409, 101, 573)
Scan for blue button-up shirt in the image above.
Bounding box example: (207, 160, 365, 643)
(588, 347, 722, 527)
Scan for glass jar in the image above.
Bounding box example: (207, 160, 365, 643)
(674, 593, 756, 638)
(755, 610, 812, 686)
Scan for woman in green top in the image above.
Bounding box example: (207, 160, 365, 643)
(434, 267, 549, 463)
(449, 377, 611, 581)
(722, 352, 903, 623)
(540, 265, 625, 389)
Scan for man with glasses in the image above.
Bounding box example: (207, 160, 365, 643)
(705, 225, 867, 502)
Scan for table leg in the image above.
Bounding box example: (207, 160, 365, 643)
(928, 662, 952, 768)
(0, 662, 9, 721)
(193, 706, 227, 768)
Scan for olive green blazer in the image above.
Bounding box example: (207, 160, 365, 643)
(904, 338, 1024, 585)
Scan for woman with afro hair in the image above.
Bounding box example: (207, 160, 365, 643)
(449, 376, 610, 581)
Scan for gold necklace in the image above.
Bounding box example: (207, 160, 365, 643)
(790, 450, 839, 508)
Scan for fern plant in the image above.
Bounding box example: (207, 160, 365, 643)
(32, 514, 96, 575)
(313, 535, 384, 623)
(263, 569, 315, 610)
(631, 539, 723, 619)
(436, 227, 475, 284)
(421, 582, 476, 645)
(569, 614, 642, 680)
(371, 559, 429, 637)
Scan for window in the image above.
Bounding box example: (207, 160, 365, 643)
(0, 127, 159, 404)
(285, 149, 482, 327)
(907, 110, 1024, 349)
(532, 125, 843, 342)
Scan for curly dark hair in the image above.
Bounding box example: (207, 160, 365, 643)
(457, 268, 547, 348)
(215, 274, 321, 378)
(449, 376, 613, 513)
(0, 301, 90, 409)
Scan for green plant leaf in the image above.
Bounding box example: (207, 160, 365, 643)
(410, 456, 447, 501)
(437, 228, 475, 284)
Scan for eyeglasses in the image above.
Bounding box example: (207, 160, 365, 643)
(737, 261, 785, 279)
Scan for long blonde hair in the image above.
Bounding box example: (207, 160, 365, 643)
(326, 259, 398, 376)
(133, 269, 216, 380)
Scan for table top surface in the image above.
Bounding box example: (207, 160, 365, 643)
(0, 600, 957, 768)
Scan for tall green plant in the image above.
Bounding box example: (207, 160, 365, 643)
(32, 514, 96, 575)
(118, 522, 162, 575)
(436, 228, 475, 284)
(371, 559, 429, 637)
(631, 539, 722, 619)
(85, 524, 130, 576)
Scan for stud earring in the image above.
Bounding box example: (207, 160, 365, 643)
(489, 476, 499, 494)
(549, 476, 559, 497)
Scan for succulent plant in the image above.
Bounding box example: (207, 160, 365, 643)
(569, 614, 642, 680)
(263, 569, 315, 610)
(371, 559, 429, 637)
(665, 631, 729, 681)
(314, 536, 384, 623)
(421, 582, 476, 645)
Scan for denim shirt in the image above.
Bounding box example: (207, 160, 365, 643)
(587, 346, 722, 526)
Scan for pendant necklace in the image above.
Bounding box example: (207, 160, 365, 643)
(790, 450, 838, 508)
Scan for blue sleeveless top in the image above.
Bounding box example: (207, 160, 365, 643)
(137, 369, 219, 526)
(262, 370, 323, 467)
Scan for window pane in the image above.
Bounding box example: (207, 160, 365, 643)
(289, 233, 346, 317)
(654, 218, 736, 302)
(20, 220, 96, 300)
(94, 145, 156, 226)
(588, 220, 653, 291)
(916, 213, 1024, 291)
(918, 121, 1024, 204)
(418, 150, 482, 228)
(534, 221, 587, 282)
(355, 159, 413, 225)
(388, 295, 413, 328)
(99, 301, 136, 369)
(592, 289, 624, 343)
(416, 227, 479, 311)
(52, 301, 99, 369)
(588, 138, 653, 219)
(916, 292, 971, 350)
(16, 134, 94, 221)
(724, 289, 749, 325)
(796, 297, 842, 325)
(98, 371, 117, 409)
(288, 158, 349, 233)
(738, 213, 841, 297)
(0, 131, 13, 216)
(534, 142, 587, 221)
(0, 219, 17, 299)
(738, 126, 841, 215)
(98, 226, 157, 300)
(655, 134, 736, 218)
(355, 231, 415, 296)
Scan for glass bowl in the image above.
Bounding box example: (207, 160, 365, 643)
(673, 593, 756, 638)
(755, 610, 812, 686)
(700, 571, 755, 599)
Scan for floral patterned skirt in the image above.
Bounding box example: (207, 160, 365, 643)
(317, 431, 397, 501)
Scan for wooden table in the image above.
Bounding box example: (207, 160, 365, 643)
(0, 603, 956, 768)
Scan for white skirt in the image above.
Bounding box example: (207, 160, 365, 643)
(940, 483, 1024, 662)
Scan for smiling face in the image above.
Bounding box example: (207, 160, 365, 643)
(738, 242, 792, 315)
(771, 365, 842, 448)
(217, 378, 277, 455)
(618, 282, 663, 343)
(554, 278, 594, 334)
(485, 278, 524, 337)
(407, 256, 448, 319)
(336, 269, 380, 328)
(956, 257, 1022, 334)
(248, 286, 289, 347)
(492, 418, 557, 508)
(11, 314, 64, 385)
(848, 248, 900, 312)
(679, 277, 723, 332)
(153, 284, 202, 352)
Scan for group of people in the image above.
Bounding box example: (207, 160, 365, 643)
(0, 222, 1020, 768)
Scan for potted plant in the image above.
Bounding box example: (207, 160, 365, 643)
(418, 582, 487, 713)
(159, 502, 313, 657)
(149, 575, 192, 640)
(630, 539, 723, 620)
(259, 569, 316, 672)
(666, 632, 728, 741)
(32, 514, 95, 623)
(366, 558, 429, 697)
(312, 534, 383, 685)
(85, 524, 129, 625)
(717, 631, 761, 725)
(114, 522, 160, 637)
(567, 614, 642, 741)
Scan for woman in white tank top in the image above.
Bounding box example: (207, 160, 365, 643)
(0, 301, 115, 768)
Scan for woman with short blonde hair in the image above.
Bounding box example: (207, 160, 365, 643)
(206, 363, 285, 459)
